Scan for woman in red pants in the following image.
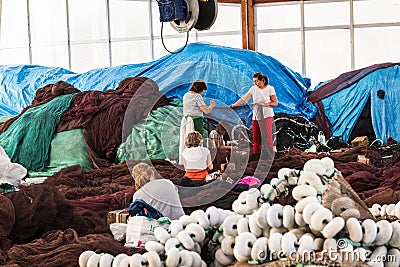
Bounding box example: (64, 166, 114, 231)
(230, 72, 278, 154)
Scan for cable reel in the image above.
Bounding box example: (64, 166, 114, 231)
(157, 0, 218, 52)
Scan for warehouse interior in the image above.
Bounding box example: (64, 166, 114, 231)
(1, 0, 400, 266)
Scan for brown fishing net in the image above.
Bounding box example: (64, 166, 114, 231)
(322, 172, 374, 221)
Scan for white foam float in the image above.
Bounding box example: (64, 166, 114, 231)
(99, 254, 113, 267)
(374, 220, 393, 246)
(79, 250, 96, 267)
(361, 219, 377, 244)
(251, 237, 268, 262)
(112, 254, 128, 267)
(221, 235, 235, 256)
(233, 232, 257, 262)
(215, 248, 235, 266)
(154, 227, 170, 244)
(310, 208, 333, 231)
(346, 217, 363, 243)
(267, 203, 283, 228)
(86, 254, 101, 267)
(321, 216, 345, 239)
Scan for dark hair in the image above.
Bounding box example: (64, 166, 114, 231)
(189, 80, 208, 93)
(252, 72, 269, 86)
(215, 120, 228, 135)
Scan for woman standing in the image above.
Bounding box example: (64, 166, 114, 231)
(230, 72, 278, 154)
(182, 80, 215, 135)
(179, 80, 215, 164)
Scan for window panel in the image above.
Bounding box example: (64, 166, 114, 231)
(31, 45, 69, 69)
(111, 40, 152, 65)
(109, 0, 150, 38)
(196, 35, 241, 49)
(304, 1, 350, 27)
(70, 43, 110, 73)
(354, 0, 400, 24)
(0, 0, 28, 48)
(354, 26, 400, 69)
(68, 0, 108, 41)
(256, 4, 300, 30)
(305, 29, 351, 86)
(206, 4, 240, 33)
(257, 31, 302, 75)
(29, 0, 68, 45)
(153, 37, 196, 60)
(0, 48, 30, 64)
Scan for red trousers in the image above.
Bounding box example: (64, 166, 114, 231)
(252, 117, 274, 154)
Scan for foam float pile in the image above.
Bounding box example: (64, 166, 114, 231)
(78, 157, 400, 267)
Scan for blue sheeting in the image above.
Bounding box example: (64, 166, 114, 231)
(320, 65, 400, 142)
(0, 42, 316, 127)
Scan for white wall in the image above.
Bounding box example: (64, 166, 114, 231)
(1, 0, 399, 87)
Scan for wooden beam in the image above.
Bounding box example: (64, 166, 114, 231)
(241, 0, 248, 49)
(247, 0, 255, 50)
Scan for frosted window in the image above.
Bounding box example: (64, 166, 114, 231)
(0, 0, 28, 48)
(354, 26, 400, 69)
(304, 1, 350, 27)
(305, 29, 351, 86)
(111, 40, 152, 65)
(70, 43, 110, 73)
(256, 4, 300, 30)
(206, 5, 240, 33)
(0, 48, 29, 64)
(153, 37, 197, 60)
(31, 45, 69, 69)
(68, 0, 108, 41)
(354, 0, 400, 24)
(29, 0, 68, 45)
(197, 34, 241, 49)
(257, 31, 302, 75)
(109, 0, 150, 38)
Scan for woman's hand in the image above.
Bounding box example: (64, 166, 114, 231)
(210, 99, 215, 108)
(256, 101, 269, 107)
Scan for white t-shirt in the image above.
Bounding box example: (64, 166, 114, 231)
(132, 179, 185, 220)
(245, 85, 276, 120)
(182, 92, 206, 117)
(182, 146, 210, 169)
(209, 129, 225, 146)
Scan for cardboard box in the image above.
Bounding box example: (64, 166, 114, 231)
(107, 209, 129, 225)
(357, 155, 370, 165)
(351, 136, 369, 147)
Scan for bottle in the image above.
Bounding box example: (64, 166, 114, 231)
(318, 131, 326, 144)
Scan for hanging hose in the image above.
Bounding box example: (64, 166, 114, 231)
(160, 22, 190, 54)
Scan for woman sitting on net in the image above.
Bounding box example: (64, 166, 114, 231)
(182, 131, 213, 181)
(209, 120, 231, 150)
(132, 162, 185, 220)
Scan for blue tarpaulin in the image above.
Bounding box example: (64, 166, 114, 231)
(0, 42, 316, 127)
(310, 64, 400, 142)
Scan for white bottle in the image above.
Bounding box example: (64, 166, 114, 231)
(318, 131, 326, 144)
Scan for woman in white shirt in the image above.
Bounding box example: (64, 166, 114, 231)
(230, 72, 278, 154)
(182, 80, 215, 135)
(182, 131, 213, 181)
(132, 163, 185, 220)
